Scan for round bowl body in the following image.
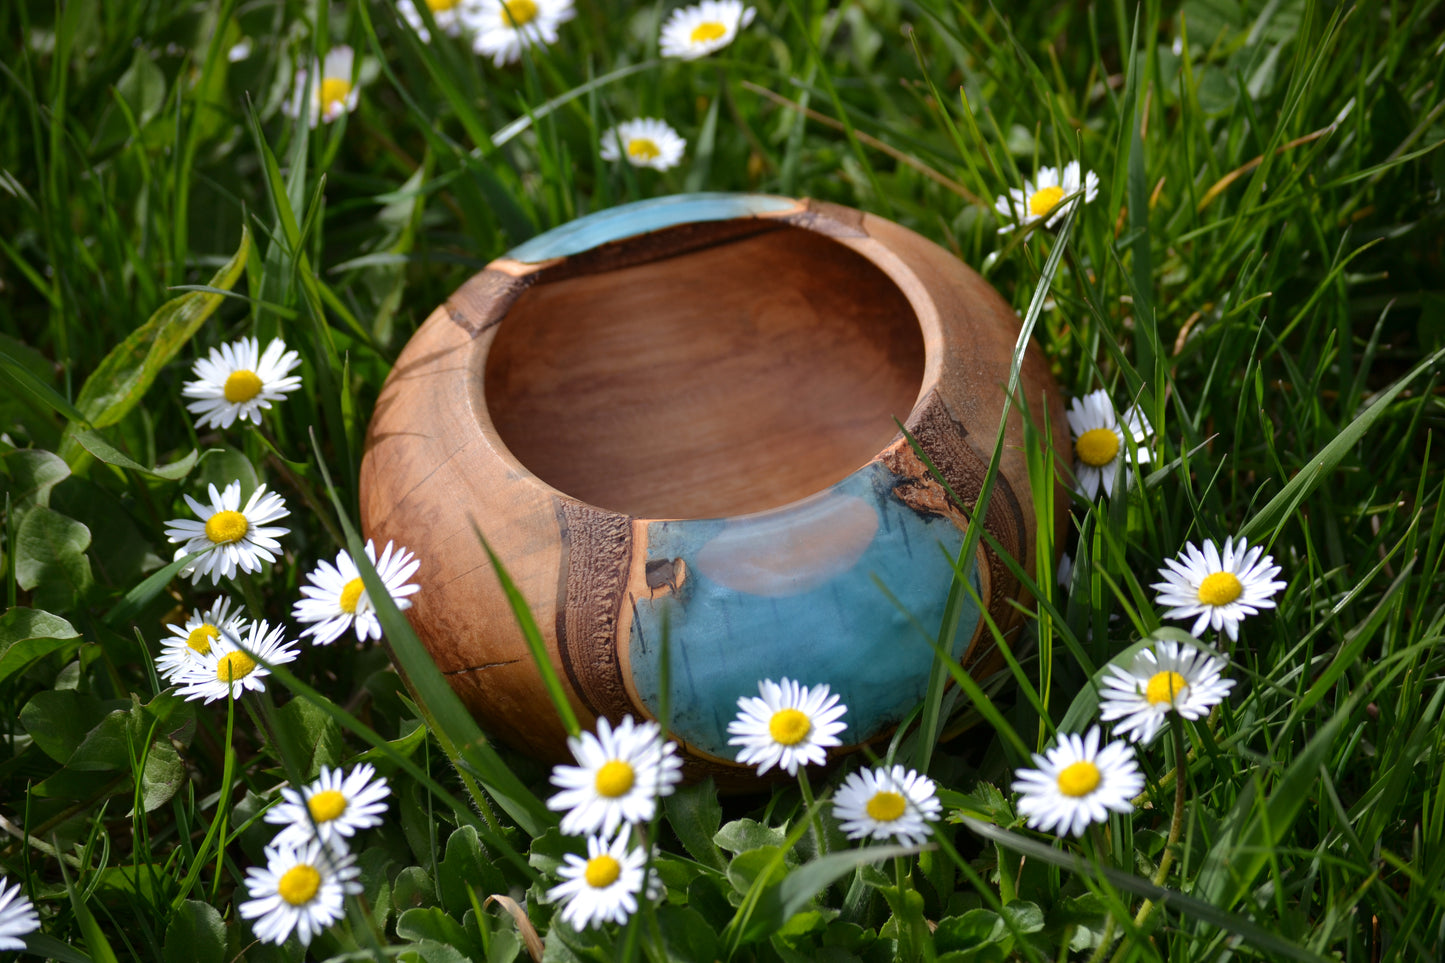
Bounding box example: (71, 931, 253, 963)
(360, 193, 1068, 778)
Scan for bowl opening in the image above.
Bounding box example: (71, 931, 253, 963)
(484, 221, 926, 519)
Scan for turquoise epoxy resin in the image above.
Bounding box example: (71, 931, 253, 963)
(506, 193, 797, 263)
(627, 464, 981, 761)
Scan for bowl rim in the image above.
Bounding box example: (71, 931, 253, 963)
(464, 192, 948, 525)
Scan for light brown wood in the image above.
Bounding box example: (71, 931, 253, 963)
(486, 225, 925, 520)
(360, 196, 1070, 775)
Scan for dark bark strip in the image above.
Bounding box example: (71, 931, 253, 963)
(555, 499, 634, 719)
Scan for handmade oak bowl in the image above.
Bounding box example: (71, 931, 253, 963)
(360, 194, 1068, 779)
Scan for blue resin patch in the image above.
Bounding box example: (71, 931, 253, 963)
(628, 466, 981, 760)
(506, 193, 796, 264)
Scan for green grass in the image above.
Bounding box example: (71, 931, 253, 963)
(3, 0, 1445, 960)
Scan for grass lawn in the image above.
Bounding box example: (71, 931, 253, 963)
(2, 0, 1444, 960)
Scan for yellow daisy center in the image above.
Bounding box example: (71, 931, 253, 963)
(1075, 427, 1120, 467)
(320, 77, 352, 115)
(429, 0, 460, 9)
(308, 789, 348, 823)
(278, 864, 321, 906)
(584, 854, 621, 889)
(223, 369, 264, 404)
(501, 0, 538, 26)
(594, 760, 635, 798)
(187, 624, 219, 655)
(216, 651, 256, 683)
(627, 138, 661, 161)
(690, 21, 728, 44)
(204, 509, 249, 545)
(1145, 670, 1189, 706)
(1056, 760, 1101, 798)
(339, 577, 366, 614)
(1197, 572, 1243, 607)
(1028, 185, 1066, 217)
(768, 708, 812, 746)
(865, 791, 907, 823)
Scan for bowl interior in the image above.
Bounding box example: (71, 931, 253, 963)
(484, 222, 926, 519)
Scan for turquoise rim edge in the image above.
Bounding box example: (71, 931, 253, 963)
(504, 192, 796, 263)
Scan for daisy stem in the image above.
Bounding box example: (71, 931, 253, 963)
(208, 693, 237, 905)
(1084, 915, 1117, 963)
(893, 855, 923, 963)
(795, 768, 827, 857)
(1110, 721, 1190, 963)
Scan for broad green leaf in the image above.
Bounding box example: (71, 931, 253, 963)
(51, 477, 166, 589)
(397, 907, 480, 956)
(935, 910, 1006, 954)
(438, 825, 508, 916)
(66, 707, 138, 772)
(726, 846, 788, 898)
(1, 448, 69, 507)
(715, 818, 787, 855)
(392, 865, 437, 914)
(401, 941, 471, 963)
(67, 429, 200, 480)
(14, 506, 93, 610)
(0, 607, 80, 685)
(136, 738, 185, 814)
(272, 693, 345, 780)
(163, 900, 226, 963)
(663, 779, 727, 871)
(20, 690, 112, 764)
(658, 905, 721, 962)
(59, 227, 249, 462)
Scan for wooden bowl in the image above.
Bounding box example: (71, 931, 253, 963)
(360, 194, 1068, 779)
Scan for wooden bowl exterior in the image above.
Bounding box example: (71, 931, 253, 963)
(360, 194, 1068, 777)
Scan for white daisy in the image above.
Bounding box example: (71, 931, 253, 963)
(1098, 640, 1235, 744)
(293, 540, 421, 646)
(0, 876, 40, 951)
(1011, 726, 1143, 838)
(1152, 536, 1287, 641)
(599, 119, 687, 172)
(165, 480, 290, 585)
(995, 160, 1100, 232)
(464, 0, 575, 67)
(183, 337, 302, 431)
(156, 596, 249, 683)
(398, 0, 473, 42)
(547, 715, 684, 837)
(659, 0, 756, 59)
(265, 763, 392, 851)
(546, 832, 659, 930)
(239, 840, 362, 946)
(1064, 389, 1152, 499)
(173, 619, 299, 704)
(727, 677, 849, 777)
(283, 46, 361, 128)
(832, 765, 941, 848)
(1056, 552, 1074, 590)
